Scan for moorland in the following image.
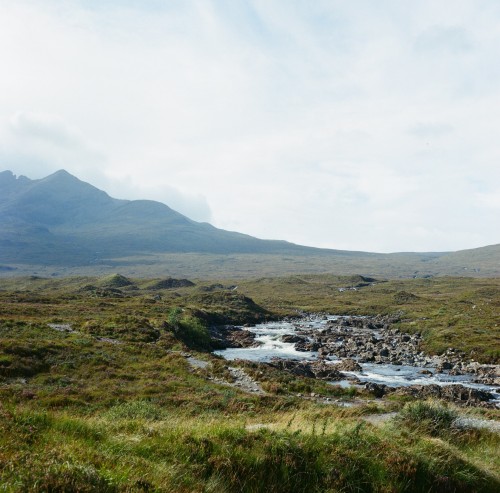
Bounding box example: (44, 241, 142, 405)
(1, 273, 499, 492)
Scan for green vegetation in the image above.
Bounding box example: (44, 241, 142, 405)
(0, 274, 499, 491)
(2, 405, 499, 492)
(396, 401, 458, 436)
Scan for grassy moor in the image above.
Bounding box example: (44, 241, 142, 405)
(0, 274, 499, 492)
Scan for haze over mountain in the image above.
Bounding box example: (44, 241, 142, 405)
(0, 169, 498, 278)
(0, 169, 344, 263)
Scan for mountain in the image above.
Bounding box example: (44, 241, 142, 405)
(0, 169, 352, 265)
(0, 169, 498, 278)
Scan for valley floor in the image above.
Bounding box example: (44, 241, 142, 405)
(0, 274, 499, 492)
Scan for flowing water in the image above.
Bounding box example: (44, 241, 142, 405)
(214, 316, 500, 402)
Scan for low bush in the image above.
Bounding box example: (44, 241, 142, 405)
(397, 401, 458, 436)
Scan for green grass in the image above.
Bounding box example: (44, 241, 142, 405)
(2, 244, 500, 280)
(0, 274, 499, 491)
(396, 401, 458, 436)
(1, 405, 499, 492)
(3, 417, 499, 492)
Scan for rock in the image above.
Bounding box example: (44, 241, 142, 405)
(365, 382, 387, 398)
(437, 361, 453, 371)
(318, 347, 333, 358)
(393, 384, 493, 404)
(309, 361, 344, 380)
(269, 360, 344, 381)
(209, 326, 257, 349)
(358, 351, 375, 362)
(280, 334, 305, 344)
(335, 358, 362, 372)
(270, 360, 315, 378)
(295, 341, 320, 352)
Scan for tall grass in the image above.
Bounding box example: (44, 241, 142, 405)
(397, 401, 458, 436)
(1, 405, 499, 492)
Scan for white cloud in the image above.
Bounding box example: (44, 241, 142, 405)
(0, 0, 499, 252)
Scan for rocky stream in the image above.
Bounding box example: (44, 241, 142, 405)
(212, 315, 500, 407)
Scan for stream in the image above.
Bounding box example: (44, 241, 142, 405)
(214, 316, 500, 404)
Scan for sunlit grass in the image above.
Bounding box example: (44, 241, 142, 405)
(0, 274, 499, 491)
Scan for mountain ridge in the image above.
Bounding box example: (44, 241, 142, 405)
(0, 169, 498, 278)
(0, 169, 339, 264)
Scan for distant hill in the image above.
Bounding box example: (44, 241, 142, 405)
(0, 169, 498, 278)
(0, 169, 361, 264)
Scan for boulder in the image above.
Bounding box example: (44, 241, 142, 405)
(209, 326, 257, 349)
(365, 382, 387, 398)
(394, 384, 493, 404)
(295, 341, 320, 352)
(280, 334, 305, 344)
(335, 358, 362, 372)
(310, 361, 344, 380)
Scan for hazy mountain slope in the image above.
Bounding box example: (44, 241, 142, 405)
(432, 244, 500, 276)
(0, 169, 348, 264)
(0, 169, 498, 277)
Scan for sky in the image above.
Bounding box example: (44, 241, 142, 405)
(1, 0, 499, 253)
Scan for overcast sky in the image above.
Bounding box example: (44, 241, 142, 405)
(1, 0, 499, 253)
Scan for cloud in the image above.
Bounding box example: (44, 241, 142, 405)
(414, 26, 474, 54)
(0, 0, 499, 252)
(10, 112, 85, 148)
(408, 123, 454, 139)
(104, 174, 213, 223)
(0, 110, 213, 222)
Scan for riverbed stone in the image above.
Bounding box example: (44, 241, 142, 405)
(214, 314, 499, 406)
(335, 358, 362, 372)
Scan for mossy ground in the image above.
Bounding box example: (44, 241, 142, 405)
(0, 274, 499, 491)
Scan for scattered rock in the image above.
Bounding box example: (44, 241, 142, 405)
(392, 384, 493, 405)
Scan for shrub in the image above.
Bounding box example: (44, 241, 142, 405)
(397, 401, 457, 436)
(177, 316, 212, 351)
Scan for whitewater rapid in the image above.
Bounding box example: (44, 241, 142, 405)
(214, 316, 500, 402)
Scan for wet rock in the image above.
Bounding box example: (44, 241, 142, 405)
(280, 334, 305, 344)
(270, 360, 315, 378)
(436, 360, 453, 372)
(358, 351, 376, 362)
(209, 326, 257, 349)
(318, 346, 333, 358)
(295, 341, 320, 352)
(269, 360, 343, 381)
(309, 361, 344, 380)
(335, 358, 362, 372)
